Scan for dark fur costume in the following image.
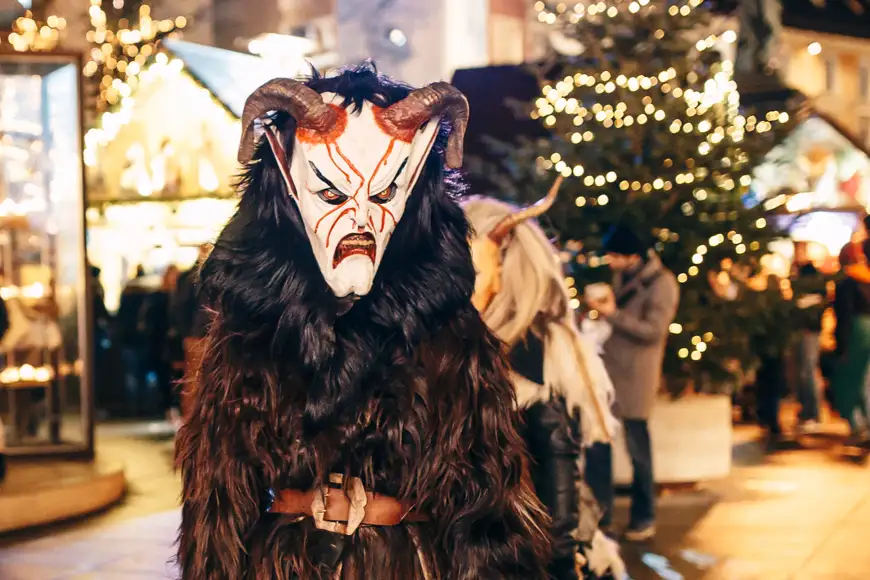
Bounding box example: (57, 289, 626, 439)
(176, 65, 551, 580)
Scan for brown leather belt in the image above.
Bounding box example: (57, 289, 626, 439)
(269, 474, 427, 535)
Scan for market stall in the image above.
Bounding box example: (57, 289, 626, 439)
(748, 113, 870, 274)
(84, 39, 285, 310)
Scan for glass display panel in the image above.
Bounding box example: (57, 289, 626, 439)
(0, 54, 91, 456)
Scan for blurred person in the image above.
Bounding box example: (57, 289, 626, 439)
(831, 241, 870, 446)
(748, 267, 792, 447)
(173, 245, 211, 341)
(114, 266, 154, 416)
(585, 224, 679, 542)
(171, 244, 210, 422)
(464, 188, 624, 580)
(139, 265, 180, 416)
(89, 264, 116, 416)
(790, 242, 826, 433)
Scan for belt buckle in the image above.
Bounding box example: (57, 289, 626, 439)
(311, 474, 367, 535)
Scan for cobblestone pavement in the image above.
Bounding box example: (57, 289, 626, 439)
(1, 421, 869, 579)
(0, 510, 179, 579)
(615, 426, 870, 580)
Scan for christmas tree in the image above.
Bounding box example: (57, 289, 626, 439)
(83, 0, 186, 115)
(479, 0, 800, 389)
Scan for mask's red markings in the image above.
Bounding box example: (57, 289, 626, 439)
(314, 203, 347, 234)
(296, 104, 348, 144)
(333, 143, 365, 199)
(325, 143, 352, 186)
(379, 207, 397, 233)
(367, 138, 397, 198)
(327, 207, 355, 247)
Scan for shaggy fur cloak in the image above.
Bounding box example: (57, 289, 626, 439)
(175, 65, 551, 580)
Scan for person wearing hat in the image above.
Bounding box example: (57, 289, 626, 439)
(585, 223, 679, 542)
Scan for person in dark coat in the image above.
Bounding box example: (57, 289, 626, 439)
(140, 265, 180, 416)
(89, 264, 116, 416)
(114, 267, 152, 416)
(585, 224, 679, 542)
(750, 270, 793, 444)
(171, 245, 211, 343)
(170, 245, 210, 423)
(790, 242, 826, 433)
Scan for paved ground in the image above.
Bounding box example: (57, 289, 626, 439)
(616, 430, 870, 579)
(1, 419, 869, 579)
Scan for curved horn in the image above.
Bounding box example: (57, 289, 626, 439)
(488, 175, 565, 244)
(238, 78, 336, 164)
(379, 82, 469, 169)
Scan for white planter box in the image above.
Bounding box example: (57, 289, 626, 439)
(612, 395, 732, 485)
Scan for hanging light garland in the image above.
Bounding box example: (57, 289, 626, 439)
(84, 0, 187, 113)
(536, 61, 790, 190)
(535, 0, 705, 24)
(6, 11, 67, 52)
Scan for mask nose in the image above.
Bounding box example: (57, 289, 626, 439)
(355, 197, 370, 231)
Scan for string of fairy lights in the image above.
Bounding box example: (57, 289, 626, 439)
(534, 0, 706, 24)
(84, 52, 241, 175)
(83, 0, 187, 112)
(535, 61, 790, 197)
(537, 0, 794, 367)
(79, 0, 242, 193)
(5, 12, 66, 52)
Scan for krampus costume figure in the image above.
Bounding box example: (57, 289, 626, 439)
(175, 64, 550, 580)
(464, 188, 625, 580)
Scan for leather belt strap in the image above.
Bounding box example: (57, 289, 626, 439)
(269, 474, 427, 535)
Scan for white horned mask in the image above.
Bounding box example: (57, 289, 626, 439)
(238, 79, 469, 298)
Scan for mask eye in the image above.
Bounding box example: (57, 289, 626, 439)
(369, 183, 397, 205)
(316, 188, 348, 206)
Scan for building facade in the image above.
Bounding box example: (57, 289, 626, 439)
(778, 28, 870, 147)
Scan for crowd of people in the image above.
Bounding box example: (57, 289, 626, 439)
(93, 245, 210, 425)
(744, 216, 870, 451)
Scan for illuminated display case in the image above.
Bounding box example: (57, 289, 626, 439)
(0, 53, 92, 457)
